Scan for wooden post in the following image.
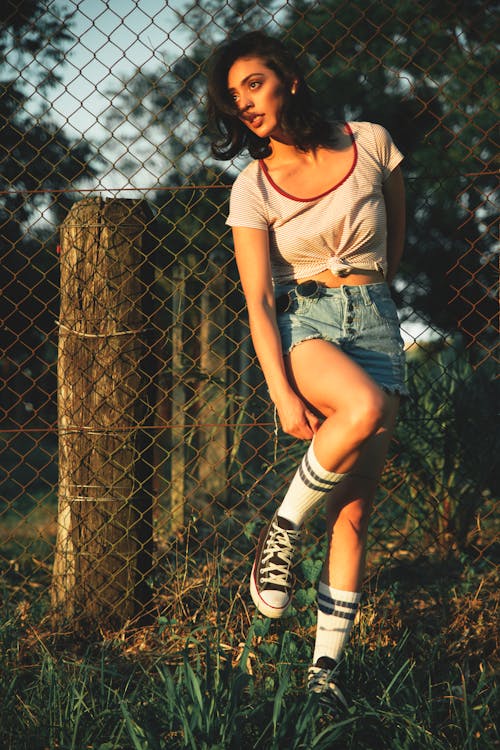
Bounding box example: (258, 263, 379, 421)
(51, 197, 156, 630)
(169, 267, 186, 532)
(197, 251, 228, 504)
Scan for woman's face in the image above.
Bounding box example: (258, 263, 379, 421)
(227, 56, 289, 141)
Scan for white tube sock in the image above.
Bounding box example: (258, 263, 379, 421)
(277, 442, 347, 528)
(312, 582, 361, 665)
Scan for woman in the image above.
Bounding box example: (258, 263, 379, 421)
(207, 31, 407, 712)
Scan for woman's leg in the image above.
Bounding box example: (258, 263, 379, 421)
(250, 338, 396, 619)
(285, 338, 400, 675)
(286, 337, 390, 474)
(312, 399, 398, 670)
(324, 396, 399, 591)
(275, 337, 392, 528)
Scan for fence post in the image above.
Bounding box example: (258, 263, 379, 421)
(51, 197, 156, 630)
(197, 251, 228, 507)
(169, 266, 186, 532)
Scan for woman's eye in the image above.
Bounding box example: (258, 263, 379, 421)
(249, 80, 261, 90)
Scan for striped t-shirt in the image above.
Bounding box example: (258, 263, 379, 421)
(226, 121, 403, 283)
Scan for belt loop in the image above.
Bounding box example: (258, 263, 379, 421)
(359, 284, 372, 305)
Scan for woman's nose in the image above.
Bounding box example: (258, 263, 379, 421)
(239, 94, 253, 112)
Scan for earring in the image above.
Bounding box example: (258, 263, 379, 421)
(291, 84, 297, 95)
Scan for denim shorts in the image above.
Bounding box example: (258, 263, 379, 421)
(274, 281, 408, 397)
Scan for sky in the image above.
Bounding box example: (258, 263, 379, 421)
(50, 0, 193, 142)
(46, 0, 288, 191)
(50, 0, 287, 140)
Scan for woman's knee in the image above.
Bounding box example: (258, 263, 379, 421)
(335, 497, 372, 538)
(345, 388, 385, 442)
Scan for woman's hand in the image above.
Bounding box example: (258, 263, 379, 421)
(274, 389, 322, 440)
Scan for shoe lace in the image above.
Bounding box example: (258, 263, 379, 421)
(260, 521, 299, 587)
(308, 666, 330, 692)
(308, 665, 347, 711)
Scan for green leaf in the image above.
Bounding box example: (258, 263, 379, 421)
(301, 558, 322, 584)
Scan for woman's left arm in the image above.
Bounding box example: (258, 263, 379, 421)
(383, 165, 406, 284)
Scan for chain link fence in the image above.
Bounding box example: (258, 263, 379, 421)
(1, 0, 498, 631)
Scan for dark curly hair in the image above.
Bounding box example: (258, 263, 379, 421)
(206, 31, 336, 160)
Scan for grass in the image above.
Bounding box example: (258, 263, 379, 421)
(0, 547, 498, 750)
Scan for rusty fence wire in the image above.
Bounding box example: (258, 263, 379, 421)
(1, 0, 498, 630)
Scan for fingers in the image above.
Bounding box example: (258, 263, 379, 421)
(275, 392, 322, 440)
(296, 422, 316, 440)
(306, 409, 322, 434)
(279, 408, 319, 440)
(282, 419, 313, 440)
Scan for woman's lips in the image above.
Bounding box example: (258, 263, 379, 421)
(247, 114, 264, 127)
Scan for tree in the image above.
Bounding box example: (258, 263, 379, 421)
(1, 0, 99, 428)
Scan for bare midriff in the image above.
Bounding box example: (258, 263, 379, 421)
(295, 268, 384, 288)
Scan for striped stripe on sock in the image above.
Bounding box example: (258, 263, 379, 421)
(313, 584, 361, 665)
(299, 452, 342, 492)
(318, 592, 359, 619)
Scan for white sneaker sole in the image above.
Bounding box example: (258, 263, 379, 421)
(250, 562, 291, 619)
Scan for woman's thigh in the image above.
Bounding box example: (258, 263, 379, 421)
(286, 337, 383, 418)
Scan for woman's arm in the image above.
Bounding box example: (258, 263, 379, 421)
(232, 225, 320, 439)
(383, 165, 406, 284)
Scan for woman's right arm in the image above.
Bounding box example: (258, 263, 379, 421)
(232, 225, 320, 440)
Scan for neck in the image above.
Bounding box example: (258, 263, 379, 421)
(266, 136, 315, 164)
(268, 138, 312, 160)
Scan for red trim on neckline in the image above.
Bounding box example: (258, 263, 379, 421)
(259, 122, 357, 202)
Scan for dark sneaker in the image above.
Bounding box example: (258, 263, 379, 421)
(307, 657, 349, 714)
(250, 512, 300, 618)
